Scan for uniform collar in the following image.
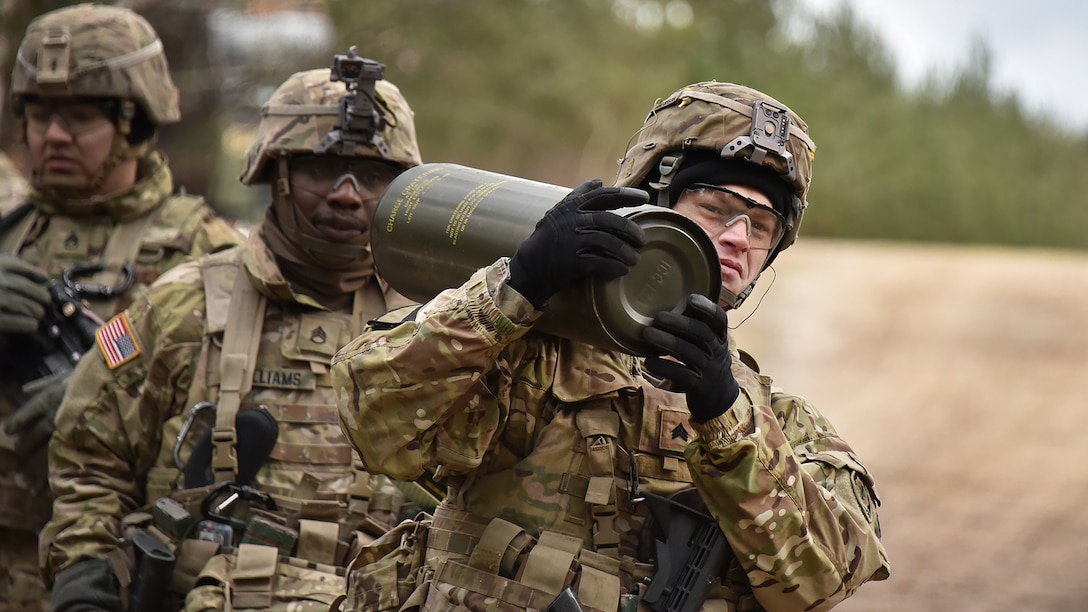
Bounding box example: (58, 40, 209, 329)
(242, 223, 341, 311)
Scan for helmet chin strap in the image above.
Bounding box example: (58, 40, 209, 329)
(725, 282, 757, 310)
(83, 130, 130, 195)
(648, 153, 684, 208)
(33, 100, 146, 199)
(273, 157, 368, 260)
(728, 267, 778, 330)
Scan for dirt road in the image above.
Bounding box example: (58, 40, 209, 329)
(729, 238, 1088, 612)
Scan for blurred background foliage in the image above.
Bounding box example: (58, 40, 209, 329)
(2, 0, 1087, 248)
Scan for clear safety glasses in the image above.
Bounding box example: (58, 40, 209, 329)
(289, 154, 398, 197)
(23, 101, 113, 137)
(676, 183, 786, 250)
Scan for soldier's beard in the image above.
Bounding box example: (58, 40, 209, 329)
(36, 170, 90, 192)
(31, 133, 143, 213)
(33, 153, 116, 202)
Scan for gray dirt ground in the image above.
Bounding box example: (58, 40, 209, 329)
(729, 238, 1088, 612)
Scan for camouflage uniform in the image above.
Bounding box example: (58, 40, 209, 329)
(0, 38, 22, 207)
(0, 151, 241, 314)
(0, 153, 28, 209)
(331, 83, 890, 611)
(42, 67, 424, 611)
(0, 5, 242, 610)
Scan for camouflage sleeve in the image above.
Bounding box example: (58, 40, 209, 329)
(0, 152, 29, 206)
(40, 264, 205, 583)
(332, 259, 538, 481)
(686, 389, 890, 610)
(135, 200, 243, 289)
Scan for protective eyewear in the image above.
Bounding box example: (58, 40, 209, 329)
(289, 155, 397, 197)
(23, 100, 113, 137)
(677, 183, 786, 250)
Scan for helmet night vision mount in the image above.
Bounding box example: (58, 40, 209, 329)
(315, 46, 390, 158)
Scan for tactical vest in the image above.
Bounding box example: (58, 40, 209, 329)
(0, 192, 219, 318)
(131, 250, 410, 611)
(0, 192, 227, 534)
(341, 342, 773, 612)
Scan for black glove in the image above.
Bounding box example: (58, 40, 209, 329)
(50, 558, 123, 612)
(508, 179, 648, 309)
(0, 254, 51, 334)
(4, 371, 71, 455)
(642, 294, 740, 424)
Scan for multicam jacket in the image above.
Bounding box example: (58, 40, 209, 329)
(331, 259, 891, 611)
(0, 151, 242, 533)
(41, 228, 412, 609)
(0, 151, 28, 207)
(0, 152, 242, 318)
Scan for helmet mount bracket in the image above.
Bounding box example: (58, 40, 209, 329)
(36, 29, 71, 89)
(721, 100, 798, 186)
(315, 47, 390, 158)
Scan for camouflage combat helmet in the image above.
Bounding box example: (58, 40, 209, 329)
(616, 81, 816, 266)
(240, 68, 422, 186)
(11, 3, 180, 125)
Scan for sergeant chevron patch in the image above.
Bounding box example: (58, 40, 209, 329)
(96, 312, 141, 369)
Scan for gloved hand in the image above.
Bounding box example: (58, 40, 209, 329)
(0, 254, 51, 334)
(4, 371, 71, 455)
(50, 557, 123, 612)
(642, 294, 740, 424)
(508, 179, 649, 309)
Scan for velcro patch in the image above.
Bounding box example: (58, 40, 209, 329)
(96, 312, 142, 370)
(658, 407, 697, 453)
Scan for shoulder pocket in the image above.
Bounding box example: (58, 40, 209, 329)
(803, 449, 881, 527)
(634, 387, 695, 484)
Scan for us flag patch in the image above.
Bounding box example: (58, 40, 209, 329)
(96, 313, 141, 369)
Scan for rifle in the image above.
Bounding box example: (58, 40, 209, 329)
(641, 491, 729, 612)
(7, 276, 105, 390)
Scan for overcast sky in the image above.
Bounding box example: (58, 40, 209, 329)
(795, 0, 1088, 133)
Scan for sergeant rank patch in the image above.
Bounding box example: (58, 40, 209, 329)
(96, 312, 142, 369)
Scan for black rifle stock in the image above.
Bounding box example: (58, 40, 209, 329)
(641, 492, 729, 612)
(9, 278, 103, 389)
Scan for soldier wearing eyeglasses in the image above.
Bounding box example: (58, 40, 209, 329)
(331, 82, 891, 611)
(0, 5, 243, 609)
(41, 61, 422, 611)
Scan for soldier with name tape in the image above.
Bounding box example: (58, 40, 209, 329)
(0, 5, 243, 609)
(331, 81, 891, 611)
(41, 53, 425, 611)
